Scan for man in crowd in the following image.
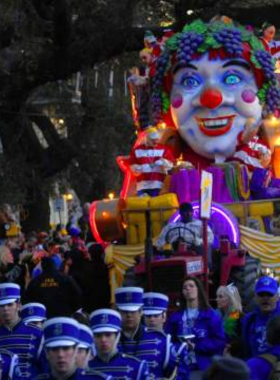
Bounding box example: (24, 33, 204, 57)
(242, 276, 280, 358)
(129, 127, 174, 197)
(24, 257, 82, 318)
(0, 283, 43, 378)
(88, 308, 149, 379)
(38, 317, 110, 379)
(247, 314, 280, 379)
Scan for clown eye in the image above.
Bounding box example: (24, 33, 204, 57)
(224, 73, 242, 85)
(181, 75, 200, 89)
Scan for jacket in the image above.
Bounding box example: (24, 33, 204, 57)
(88, 351, 149, 380)
(247, 345, 280, 380)
(166, 308, 225, 371)
(242, 302, 280, 358)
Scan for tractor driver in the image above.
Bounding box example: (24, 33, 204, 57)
(156, 203, 214, 263)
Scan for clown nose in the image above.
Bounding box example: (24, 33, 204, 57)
(200, 88, 223, 109)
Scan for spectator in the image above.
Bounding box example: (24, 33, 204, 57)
(165, 276, 225, 378)
(0, 245, 29, 290)
(242, 276, 280, 358)
(78, 203, 94, 243)
(24, 257, 82, 318)
(202, 356, 250, 380)
(247, 314, 280, 379)
(72, 309, 90, 326)
(32, 241, 62, 279)
(68, 244, 110, 313)
(216, 284, 243, 356)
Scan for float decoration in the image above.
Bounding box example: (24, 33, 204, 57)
(152, 19, 280, 123)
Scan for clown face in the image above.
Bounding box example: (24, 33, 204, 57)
(170, 53, 262, 161)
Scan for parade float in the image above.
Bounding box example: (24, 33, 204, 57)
(89, 18, 280, 309)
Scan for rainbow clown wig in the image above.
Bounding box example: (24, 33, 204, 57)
(151, 19, 280, 125)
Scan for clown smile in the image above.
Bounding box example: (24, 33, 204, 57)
(195, 115, 236, 136)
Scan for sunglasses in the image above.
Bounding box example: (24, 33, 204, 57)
(257, 292, 275, 298)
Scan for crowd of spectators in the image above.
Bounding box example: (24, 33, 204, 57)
(0, 219, 279, 379)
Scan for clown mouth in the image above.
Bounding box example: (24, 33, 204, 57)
(195, 115, 236, 136)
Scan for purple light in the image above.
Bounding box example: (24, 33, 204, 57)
(172, 202, 239, 245)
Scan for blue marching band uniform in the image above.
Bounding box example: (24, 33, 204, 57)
(0, 348, 21, 379)
(115, 287, 188, 380)
(0, 283, 44, 379)
(88, 308, 149, 380)
(142, 291, 190, 380)
(37, 317, 111, 380)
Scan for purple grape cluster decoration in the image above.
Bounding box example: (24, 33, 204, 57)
(265, 85, 280, 114)
(177, 32, 204, 65)
(255, 50, 277, 83)
(152, 51, 170, 122)
(213, 28, 243, 57)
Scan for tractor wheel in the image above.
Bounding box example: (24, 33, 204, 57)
(229, 254, 262, 312)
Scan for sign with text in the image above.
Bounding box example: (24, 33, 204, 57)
(200, 170, 213, 219)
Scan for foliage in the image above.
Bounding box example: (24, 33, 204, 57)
(0, 0, 279, 228)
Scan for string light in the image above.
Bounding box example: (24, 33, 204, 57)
(108, 192, 115, 200)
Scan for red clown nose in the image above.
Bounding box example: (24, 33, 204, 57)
(200, 88, 223, 109)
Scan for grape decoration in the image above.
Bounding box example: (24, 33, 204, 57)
(265, 85, 280, 114)
(213, 28, 243, 57)
(255, 50, 277, 83)
(177, 32, 204, 65)
(152, 51, 170, 122)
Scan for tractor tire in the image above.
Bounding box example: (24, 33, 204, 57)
(229, 254, 262, 313)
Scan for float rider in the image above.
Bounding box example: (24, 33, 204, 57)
(129, 126, 174, 197)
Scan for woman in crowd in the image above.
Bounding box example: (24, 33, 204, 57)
(166, 276, 225, 378)
(216, 284, 243, 357)
(0, 245, 29, 289)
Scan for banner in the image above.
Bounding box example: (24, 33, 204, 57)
(200, 170, 213, 219)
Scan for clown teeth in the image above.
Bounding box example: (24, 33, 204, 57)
(196, 115, 236, 137)
(204, 119, 228, 127)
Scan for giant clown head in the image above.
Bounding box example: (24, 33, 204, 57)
(152, 19, 280, 163)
